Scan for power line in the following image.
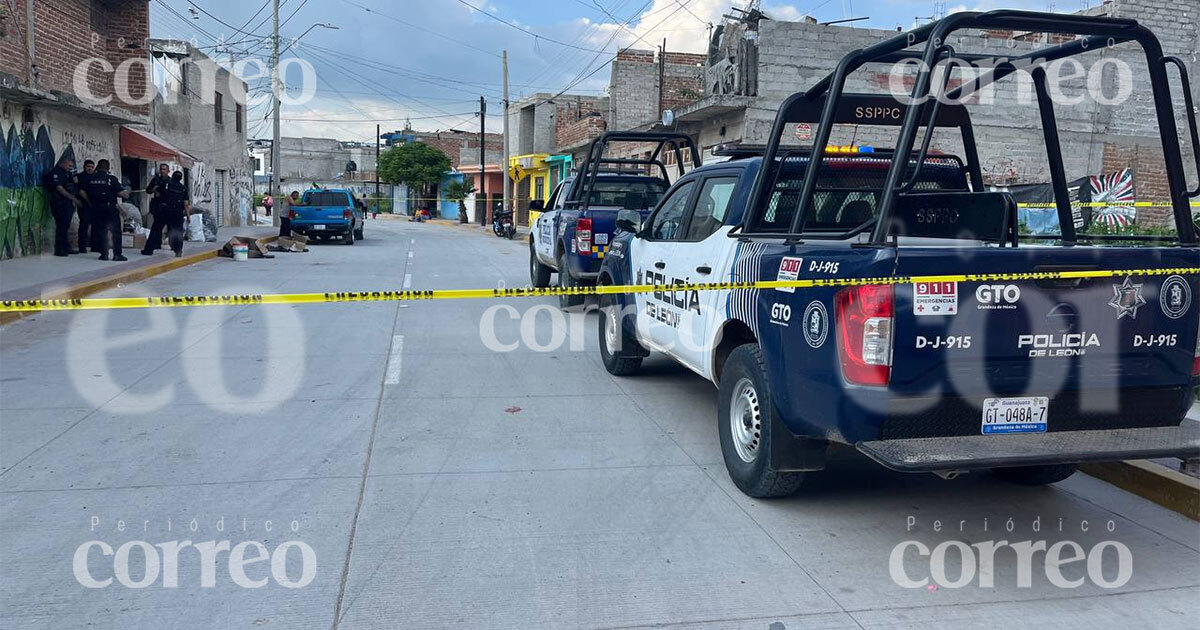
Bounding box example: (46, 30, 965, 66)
(281, 112, 476, 122)
(670, 0, 710, 27)
(339, 0, 501, 59)
(537, 0, 700, 106)
(279, 0, 311, 29)
(187, 2, 268, 38)
(301, 46, 480, 130)
(453, 0, 612, 53)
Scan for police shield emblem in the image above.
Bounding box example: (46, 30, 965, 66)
(1159, 275, 1191, 320)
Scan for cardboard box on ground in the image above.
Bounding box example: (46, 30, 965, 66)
(217, 233, 308, 259)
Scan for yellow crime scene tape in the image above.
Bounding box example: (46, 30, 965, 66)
(3, 267, 1199, 313)
(1015, 201, 1200, 208)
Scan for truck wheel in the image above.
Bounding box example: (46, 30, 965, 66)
(344, 229, 355, 245)
(598, 292, 643, 375)
(354, 227, 364, 240)
(557, 251, 585, 310)
(530, 243, 552, 288)
(718, 344, 805, 498)
(992, 464, 1077, 486)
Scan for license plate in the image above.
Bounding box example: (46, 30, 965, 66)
(594, 233, 609, 245)
(314, 224, 326, 230)
(982, 397, 1048, 434)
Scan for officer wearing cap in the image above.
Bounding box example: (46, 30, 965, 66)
(143, 170, 190, 257)
(141, 163, 174, 255)
(73, 159, 99, 253)
(44, 156, 82, 257)
(78, 159, 128, 261)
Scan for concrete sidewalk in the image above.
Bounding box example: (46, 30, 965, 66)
(0, 226, 279, 323)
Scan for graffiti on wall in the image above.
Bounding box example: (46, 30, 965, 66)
(1, 124, 59, 259)
(229, 166, 253, 225)
(59, 130, 109, 160)
(191, 161, 213, 205)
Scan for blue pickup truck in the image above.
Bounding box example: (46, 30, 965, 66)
(290, 188, 364, 244)
(529, 132, 699, 309)
(597, 10, 1200, 497)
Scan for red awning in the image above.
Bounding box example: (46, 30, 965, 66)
(119, 126, 195, 167)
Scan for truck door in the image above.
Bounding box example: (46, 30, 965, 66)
(535, 180, 566, 265)
(632, 180, 697, 350)
(662, 175, 740, 374)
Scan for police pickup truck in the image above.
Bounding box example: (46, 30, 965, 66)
(597, 9, 1200, 498)
(529, 132, 698, 309)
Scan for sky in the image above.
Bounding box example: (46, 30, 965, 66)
(148, 0, 1064, 142)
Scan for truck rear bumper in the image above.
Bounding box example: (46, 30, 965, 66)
(856, 423, 1200, 472)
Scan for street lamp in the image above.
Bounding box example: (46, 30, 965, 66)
(279, 23, 339, 56)
(270, 19, 338, 227)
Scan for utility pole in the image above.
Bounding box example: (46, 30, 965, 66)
(502, 50, 510, 226)
(270, 0, 281, 227)
(479, 95, 487, 225)
(658, 38, 666, 118)
(375, 123, 381, 213)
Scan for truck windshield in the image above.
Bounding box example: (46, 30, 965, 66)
(585, 180, 668, 210)
(305, 192, 350, 206)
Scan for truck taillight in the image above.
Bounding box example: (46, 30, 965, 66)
(576, 218, 593, 255)
(288, 208, 296, 219)
(835, 284, 893, 386)
(1193, 315, 1200, 377)
(343, 209, 352, 220)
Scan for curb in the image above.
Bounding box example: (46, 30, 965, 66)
(1081, 459, 1199, 521)
(0, 235, 278, 326)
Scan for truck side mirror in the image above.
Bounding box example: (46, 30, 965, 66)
(616, 209, 642, 234)
(529, 199, 545, 211)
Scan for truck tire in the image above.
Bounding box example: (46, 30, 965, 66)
(343, 229, 355, 245)
(354, 226, 364, 240)
(557, 250, 585, 310)
(530, 242, 552, 288)
(992, 464, 1077, 486)
(718, 344, 805, 498)
(598, 292, 644, 375)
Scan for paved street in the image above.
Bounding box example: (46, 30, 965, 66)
(2, 218, 1197, 629)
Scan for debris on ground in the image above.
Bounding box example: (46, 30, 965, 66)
(217, 236, 274, 259)
(269, 234, 309, 253)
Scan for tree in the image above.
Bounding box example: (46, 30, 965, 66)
(443, 178, 476, 224)
(377, 142, 451, 215)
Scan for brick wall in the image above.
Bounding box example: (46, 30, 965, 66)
(554, 96, 607, 149)
(556, 114, 606, 150)
(609, 48, 706, 131)
(660, 51, 705, 113)
(1, 0, 150, 117)
(1103, 141, 1172, 225)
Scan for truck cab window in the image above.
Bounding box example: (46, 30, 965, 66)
(684, 177, 738, 241)
(647, 181, 696, 240)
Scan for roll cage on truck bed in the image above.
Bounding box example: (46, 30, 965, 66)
(566, 131, 701, 211)
(745, 9, 1200, 245)
(530, 131, 699, 308)
(598, 9, 1200, 497)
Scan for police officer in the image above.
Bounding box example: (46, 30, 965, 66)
(141, 163, 174, 255)
(44, 156, 82, 257)
(73, 160, 98, 253)
(78, 159, 128, 261)
(144, 171, 190, 257)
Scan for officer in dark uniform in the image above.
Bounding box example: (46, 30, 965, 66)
(141, 163, 174, 255)
(73, 160, 97, 253)
(44, 156, 82, 257)
(143, 171, 190, 257)
(78, 159, 128, 261)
